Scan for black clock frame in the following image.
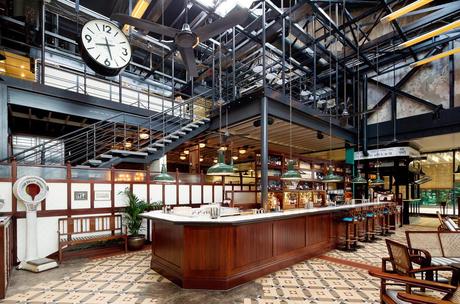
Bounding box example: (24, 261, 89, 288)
(78, 20, 131, 77)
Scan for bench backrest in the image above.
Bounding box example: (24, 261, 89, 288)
(406, 230, 460, 258)
(405, 231, 443, 257)
(58, 215, 123, 236)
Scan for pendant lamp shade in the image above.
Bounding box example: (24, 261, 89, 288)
(370, 173, 384, 186)
(351, 169, 367, 184)
(154, 163, 175, 183)
(322, 165, 343, 183)
(207, 151, 234, 176)
(281, 160, 301, 181)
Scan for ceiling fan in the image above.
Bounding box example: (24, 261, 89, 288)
(112, 5, 250, 77)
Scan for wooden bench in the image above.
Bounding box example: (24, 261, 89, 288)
(58, 215, 127, 263)
(406, 230, 460, 267)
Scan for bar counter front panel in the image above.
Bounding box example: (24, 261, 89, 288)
(143, 203, 387, 290)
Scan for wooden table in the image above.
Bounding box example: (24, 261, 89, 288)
(142, 202, 389, 290)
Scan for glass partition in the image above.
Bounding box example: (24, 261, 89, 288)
(17, 166, 66, 179)
(0, 165, 11, 178)
(71, 168, 111, 181)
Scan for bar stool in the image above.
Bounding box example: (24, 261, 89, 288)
(363, 206, 377, 242)
(374, 206, 386, 237)
(339, 208, 360, 251)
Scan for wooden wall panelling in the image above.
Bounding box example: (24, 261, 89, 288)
(233, 222, 273, 269)
(273, 217, 306, 256)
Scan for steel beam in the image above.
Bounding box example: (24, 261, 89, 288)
(368, 79, 439, 110)
(0, 84, 7, 160)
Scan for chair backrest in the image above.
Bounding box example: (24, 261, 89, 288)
(385, 239, 413, 276)
(406, 231, 443, 257)
(444, 217, 459, 231)
(438, 232, 460, 258)
(437, 212, 450, 231)
(447, 288, 460, 303)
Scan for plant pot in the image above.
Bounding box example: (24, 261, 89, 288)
(127, 234, 145, 251)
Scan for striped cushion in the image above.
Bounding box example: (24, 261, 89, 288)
(431, 257, 460, 266)
(386, 290, 411, 304)
(366, 212, 374, 217)
(342, 217, 354, 222)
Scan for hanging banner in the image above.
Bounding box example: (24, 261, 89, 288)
(354, 146, 420, 161)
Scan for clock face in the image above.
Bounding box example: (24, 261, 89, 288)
(81, 19, 131, 70)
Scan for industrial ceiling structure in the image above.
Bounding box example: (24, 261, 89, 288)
(3, 0, 457, 117)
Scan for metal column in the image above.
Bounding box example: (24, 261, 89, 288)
(0, 84, 8, 160)
(260, 0, 268, 210)
(40, 1, 46, 85)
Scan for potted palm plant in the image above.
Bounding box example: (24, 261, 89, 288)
(122, 189, 149, 251)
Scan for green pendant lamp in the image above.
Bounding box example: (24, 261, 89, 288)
(281, 38, 301, 183)
(370, 172, 384, 187)
(154, 163, 175, 183)
(207, 151, 234, 176)
(281, 160, 301, 181)
(351, 169, 367, 184)
(322, 165, 343, 183)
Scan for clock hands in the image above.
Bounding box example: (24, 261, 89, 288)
(95, 37, 114, 60)
(105, 37, 113, 60)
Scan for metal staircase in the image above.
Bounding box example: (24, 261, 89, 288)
(4, 93, 212, 167)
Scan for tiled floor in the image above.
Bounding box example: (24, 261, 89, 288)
(2, 218, 440, 304)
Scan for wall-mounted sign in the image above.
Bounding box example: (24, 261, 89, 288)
(94, 190, 111, 201)
(354, 146, 420, 161)
(74, 191, 88, 201)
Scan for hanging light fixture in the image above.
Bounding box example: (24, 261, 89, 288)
(180, 155, 186, 160)
(153, 1, 175, 184)
(207, 42, 233, 176)
(154, 163, 175, 183)
(321, 18, 342, 184)
(322, 165, 343, 183)
(370, 172, 385, 186)
(369, 45, 384, 188)
(352, 169, 367, 184)
(281, 160, 302, 181)
(238, 147, 247, 154)
(199, 142, 206, 148)
(351, 36, 365, 185)
(207, 151, 234, 176)
(199, 157, 204, 162)
(184, 149, 190, 155)
(280, 14, 301, 182)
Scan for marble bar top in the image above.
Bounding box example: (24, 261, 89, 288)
(141, 201, 391, 225)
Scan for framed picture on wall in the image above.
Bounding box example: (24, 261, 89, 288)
(74, 191, 88, 201)
(94, 190, 111, 201)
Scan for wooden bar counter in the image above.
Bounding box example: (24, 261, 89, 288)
(141, 202, 388, 290)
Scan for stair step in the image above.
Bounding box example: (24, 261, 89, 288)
(196, 120, 206, 125)
(99, 154, 113, 159)
(188, 123, 199, 128)
(88, 159, 102, 165)
(144, 147, 158, 153)
(158, 138, 172, 143)
(153, 143, 165, 147)
(166, 134, 180, 139)
(110, 149, 148, 157)
(202, 117, 210, 122)
(182, 127, 192, 132)
(174, 131, 186, 135)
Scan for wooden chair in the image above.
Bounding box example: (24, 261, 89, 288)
(384, 239, 454, 290)
(58, 215, 128, 262)
(369, 270, 460, 304)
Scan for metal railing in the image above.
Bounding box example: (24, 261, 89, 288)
(3, 91, 213, 165)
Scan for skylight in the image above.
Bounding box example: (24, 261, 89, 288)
(195, 0, 255, 16)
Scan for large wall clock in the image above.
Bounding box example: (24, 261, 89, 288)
(79, 19, 132, 77)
